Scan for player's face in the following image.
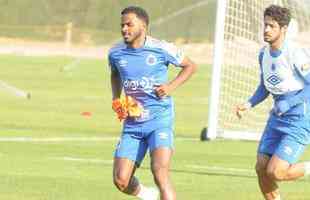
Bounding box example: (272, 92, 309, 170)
(121, 13, 146, 45)
(263, 16, 286, 45)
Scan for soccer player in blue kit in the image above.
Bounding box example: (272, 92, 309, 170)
(236, 5, 310, 200)
(109, 6, 197, 200)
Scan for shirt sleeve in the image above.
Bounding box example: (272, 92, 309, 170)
(248, 74, 270, 107)
(163, 42, 185, 67)
(108, 53, 118, 72)
(248, 49, 270, 107)
(293, 48, 310, 83)
(285, 48, 310, 107)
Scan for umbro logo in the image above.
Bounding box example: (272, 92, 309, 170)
(158, 132, 168, 140)
(267, 75, 282, 86)
(118, 59, 128, 67)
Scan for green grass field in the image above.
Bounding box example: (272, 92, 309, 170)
(1, 55, 310, 200)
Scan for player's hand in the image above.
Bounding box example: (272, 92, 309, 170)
(235, 102, 251, 119)
(154, 84, 172, 98)
(274, 100, 290, 116)
(112, 98, 128, 121)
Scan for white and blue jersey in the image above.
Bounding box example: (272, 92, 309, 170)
(249, 40, 310, 110)
(249, 40, 310, 163)
(109, 36, 184, 165)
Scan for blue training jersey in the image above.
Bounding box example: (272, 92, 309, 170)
(108, 36, 184, 124)
(249, 40, 310, 116)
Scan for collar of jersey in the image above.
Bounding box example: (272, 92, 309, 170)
(126, 46, 144, 52)
(125, 36, 149, 51)
(269, 49, 282, 57)
(269, 39, 289, 58)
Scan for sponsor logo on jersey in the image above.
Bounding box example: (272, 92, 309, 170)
(146, 54, 157, 66)
(123, 77, 156, 91)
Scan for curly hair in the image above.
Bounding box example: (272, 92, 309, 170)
(264, 5, 291, 27)
(121, 6, 149, 26)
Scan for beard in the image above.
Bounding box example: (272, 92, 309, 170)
(264, 36, 272, 43)
(123, 30, 143, 45)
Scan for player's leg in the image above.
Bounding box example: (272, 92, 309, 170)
(113, 132, 152, 198)
(256, 154, 280, 200)
(265, 112, 310, 181)
(256, 119, 282, 200)
(151, 147, 175, 200)
(149, 127, 176, 200)
(266, 134, 309, 181)
(114, 158, 159, 199)
(266, 155, 307, 181)
(113, 157, 139, 194)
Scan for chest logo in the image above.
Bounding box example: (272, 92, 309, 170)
(267, 75, 282, 86)
(146, 54, 157, 66)
(118, 59, 128, 67)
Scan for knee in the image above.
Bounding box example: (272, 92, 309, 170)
(113, 173, 130, 191)
(151, 163, 169, 186)
(266, 166, 287, 181)
(255, 160, 287, 181)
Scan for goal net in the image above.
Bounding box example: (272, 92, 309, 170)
(207, 0, 310, 140)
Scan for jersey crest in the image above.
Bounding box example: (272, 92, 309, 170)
(146, 54, 157, 66)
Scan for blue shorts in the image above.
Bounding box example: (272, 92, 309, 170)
(114, 119, 174, 166)
(258, 113, 310, 164)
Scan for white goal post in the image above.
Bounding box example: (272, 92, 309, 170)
(206, 0, 310, 140)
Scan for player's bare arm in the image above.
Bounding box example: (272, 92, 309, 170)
(111, 69, 122, 100)
(111, 69, 128, 120)
(155, 57, 197, 98)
